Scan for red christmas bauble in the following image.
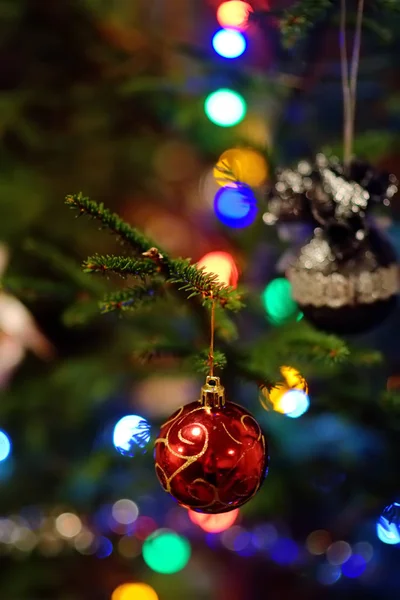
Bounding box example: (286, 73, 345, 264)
(154, 377, 268, 514)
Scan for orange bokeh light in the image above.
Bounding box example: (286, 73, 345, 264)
(216, 1, 253, 30)
(197, 251, 239, 288)
(188, 508, 239, 532)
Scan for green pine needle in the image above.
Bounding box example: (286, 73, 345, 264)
(65, 193, 162, 255)
(83, 255, 157, 278)
(280, 0, 333, 47)
(187, 349, 227, 374)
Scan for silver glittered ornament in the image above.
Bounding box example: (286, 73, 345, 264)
(283, 155, 398, 334)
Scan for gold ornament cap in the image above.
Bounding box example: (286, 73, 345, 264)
(201, 376, 226, 408)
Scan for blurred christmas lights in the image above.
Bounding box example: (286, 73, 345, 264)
(376, 501, 400, 545)
(96, 536, 113, 558)
(212, 28, 246, 59)
(317, 563, 342, 585)
(270, 537, 299, 565)
(353, 541, 373, 561)
(112, 583, 158, 600)
(188, 508, 239, 533)
(55, 513, 82, 539)
(0, 430, 11, 462)
(113, 415, 151, 457)
(326, 541, 352, 565)
(281, 390, 310, 419)
(306, 530, 332, 555)
(261, 366, 309, 418)
(204, 89, 246, 127)
(118, 535, 141, 559)
(197, 251, 239, 288)
(142, 529, 191, 574)
(216, 1, 253, 30)
(342, 554, 367, 578)
(214, 184, 257, 228)
(262, 277, 302, 325)
(112, 499, 139, 526)
(134, 516, 158, 540)
(214, 148, 268, 188)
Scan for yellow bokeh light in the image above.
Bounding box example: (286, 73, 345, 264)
(261, 366, 308, 413)
(197, 251, 239, 288)
(214, 148, 268, 188)
(216, 1, 253, 30)
(112, 583, 158, 600)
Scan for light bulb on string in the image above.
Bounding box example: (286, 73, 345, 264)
(217, 1, 253, 30)
(212, 28, 247, 59)
(205, 89, 246, 127)
(214, 184, 257, 228)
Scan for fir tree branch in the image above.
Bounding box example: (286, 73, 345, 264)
(186, 349, 227, 374)
(83, 255, 158, 278)
(279, 0, 333, 47)
(168, 259, 243, 310)
(66, 194, 243, 310)
(65, 193, 162, 255)
(99, 283, 163, 314)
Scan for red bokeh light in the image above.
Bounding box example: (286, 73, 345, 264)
(134, 516, 158, 540)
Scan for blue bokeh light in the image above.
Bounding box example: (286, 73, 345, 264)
(281, 390, 310, 419)
(212, 29, 247, 59)
(0, 430, 11, 462)
(270, 538, 299, 565)
(113, 415, 151, 457)
(377, 502, 400, 545)
(342, 554, 367, 578)
(214, 185, 257, 228)
(96, 536, 113, 558)
(317, 563, 342, 585)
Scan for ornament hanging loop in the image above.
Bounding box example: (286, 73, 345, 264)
(201, 375, 226, 408)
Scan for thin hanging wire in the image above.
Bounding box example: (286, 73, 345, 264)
(340, 0, 352, 168)
(349, 0, 365, 155)
(339, 0, 365, 169)
(208, 299, 216, 377)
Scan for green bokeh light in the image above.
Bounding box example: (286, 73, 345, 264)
(262, 277, 303, 325)
(204, 89, 247, 127)
(142, 529, 191, 574)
